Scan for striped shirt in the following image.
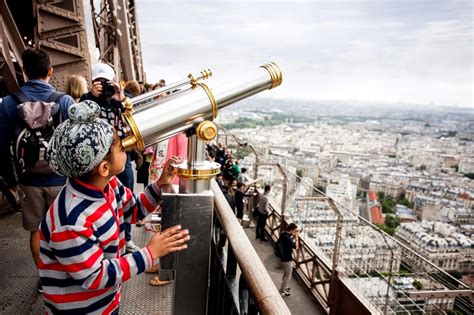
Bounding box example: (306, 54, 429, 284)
(39, 177, 161, 314)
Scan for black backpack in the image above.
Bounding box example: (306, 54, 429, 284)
(274, 236, 284, 258)
(11, 90, 65, 175)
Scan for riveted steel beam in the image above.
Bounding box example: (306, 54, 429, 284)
(33, 0, 91, 91)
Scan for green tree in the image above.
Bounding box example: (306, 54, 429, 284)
(464, 173, 474, 180)
(375, 223, 395, 236)
(397, 197, 414, 209)
(413, 280, 423, 290)
(385, 214, 401, 229)
(382, 200, 394, 213)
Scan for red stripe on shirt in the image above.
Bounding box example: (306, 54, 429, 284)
(89, 264, 105, 290)
(52, 228, 93, 243)
(85, 203, 110, 228)
(62, 248, 102, 274)
(100, 232, 118, 247)
(140, 193, 153, 211)
(44, 286, 112, 303)
(119, 258, 131, 282)
(103, 292, 120, 314)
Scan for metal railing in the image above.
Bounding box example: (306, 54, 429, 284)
(210, 180, 291, 315)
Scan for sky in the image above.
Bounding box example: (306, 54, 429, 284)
(135, 0, 473, 107)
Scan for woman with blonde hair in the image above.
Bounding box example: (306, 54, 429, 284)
(65, 75, 88, 102)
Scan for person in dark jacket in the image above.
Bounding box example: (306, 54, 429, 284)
(278, 223, 299, 296)
(0, 48, 75, 274)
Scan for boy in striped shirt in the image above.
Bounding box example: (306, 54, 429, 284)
(39, 101, 189, 314)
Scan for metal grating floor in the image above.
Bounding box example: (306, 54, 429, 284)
(0, 199, 173, 314)
(0, 210, 44, 314)
(120, 225, 174, 314)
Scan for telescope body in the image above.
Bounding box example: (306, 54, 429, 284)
(121, 63, 282, 151)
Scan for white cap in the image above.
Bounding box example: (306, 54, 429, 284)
(91, 63, 115, 81)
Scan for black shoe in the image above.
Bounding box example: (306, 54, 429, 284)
(279, 290, 291, 297)
(38, 279, 44, 294)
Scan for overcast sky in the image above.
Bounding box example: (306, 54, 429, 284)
(135, 0, 473, 107)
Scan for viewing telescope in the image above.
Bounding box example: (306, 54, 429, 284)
(119, 63, 282, 315)
(120, 62, 282, 193)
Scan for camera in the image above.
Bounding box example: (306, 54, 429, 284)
(101, 80, 116, 99)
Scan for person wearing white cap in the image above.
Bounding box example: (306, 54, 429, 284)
(80, 63, 141, 253)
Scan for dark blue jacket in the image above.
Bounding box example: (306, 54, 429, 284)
(0, 80, 74, 187)
(280, 232, 296, 262)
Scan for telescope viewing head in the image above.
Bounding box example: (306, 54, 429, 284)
(120, 62, 282, 193)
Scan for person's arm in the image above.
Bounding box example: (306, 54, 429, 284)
(119, 178, 163, 224)
(46, 224, 154, 289)
(291, 230, 300, 250)
(46, 224, 188, 290)
(293, 235, 299, 250)
(111, 81, 125, 102)
(120, 156, 183, 223)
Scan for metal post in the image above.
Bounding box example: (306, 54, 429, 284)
(327, 198, 342, 314)
(249, 145, 259, 180)
(160, 128, 220, 315)
(276, 163, 287, 219)
(179, 135, 211, 194)
(160, 192, 214, 315)
(380, 233, 395, 315)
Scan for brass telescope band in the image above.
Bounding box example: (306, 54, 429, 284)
(120, 62, 282, 181)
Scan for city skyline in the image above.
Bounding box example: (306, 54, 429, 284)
(136, 0, 473, 108)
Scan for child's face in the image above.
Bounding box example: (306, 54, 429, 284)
(107, 132, 127, 176)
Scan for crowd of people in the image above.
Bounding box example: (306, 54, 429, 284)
(0, 48, 300, 313)
(206, 143, 258, 223)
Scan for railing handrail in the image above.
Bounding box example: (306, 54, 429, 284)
(211, 180, 291, 315)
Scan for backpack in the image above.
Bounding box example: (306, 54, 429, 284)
(11, 90, 65, 175)
(274, 236, 284, 258)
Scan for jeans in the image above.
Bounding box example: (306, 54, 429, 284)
(255, 212, 268, 240)
(280, 261, 293, 292)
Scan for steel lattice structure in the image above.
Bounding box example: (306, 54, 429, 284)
(90, 0, 144, 82)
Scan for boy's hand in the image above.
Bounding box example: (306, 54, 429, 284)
(157, 156, 183, 187)
(147, 225, 190, 259)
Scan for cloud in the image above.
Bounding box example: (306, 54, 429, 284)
(136, 1, 473, 106)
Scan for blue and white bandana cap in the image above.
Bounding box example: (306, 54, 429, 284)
(47, 100, 114, 178)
